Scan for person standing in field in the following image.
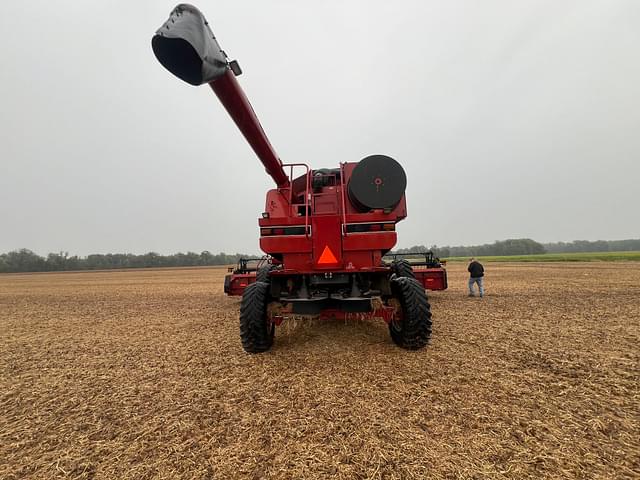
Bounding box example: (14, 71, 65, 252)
(467, 257, 485, 297)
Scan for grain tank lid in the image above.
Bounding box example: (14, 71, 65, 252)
(152, 3, 228, 86)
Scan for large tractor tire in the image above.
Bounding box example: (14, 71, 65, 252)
(239, 281, 274, 353)
(391, 258, 415, 279)
(389, 277, 432, 350)
(256, 265, 272, 283)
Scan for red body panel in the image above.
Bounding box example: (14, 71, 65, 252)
(224, 273, 255, 296)
(413, 268, 448, 291)
(312, 216, 343, 269)
(260, 236, 312, 254)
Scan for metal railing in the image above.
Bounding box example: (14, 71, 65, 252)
(281, 163, 311, 238)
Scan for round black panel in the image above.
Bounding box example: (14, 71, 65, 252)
(348, 155, 407, 211)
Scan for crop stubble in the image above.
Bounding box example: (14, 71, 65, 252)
(0, 263, 638, 479)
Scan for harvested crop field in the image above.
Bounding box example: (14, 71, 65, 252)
(1, 263, 638, 479)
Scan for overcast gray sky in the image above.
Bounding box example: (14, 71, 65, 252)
(1, 1, 638, 256)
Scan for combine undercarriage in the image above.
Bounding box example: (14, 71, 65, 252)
(240, 261, 433, 352)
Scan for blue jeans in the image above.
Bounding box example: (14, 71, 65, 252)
(469, 277, 484, 296)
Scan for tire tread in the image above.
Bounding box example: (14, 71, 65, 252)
(239, 281, 273, 353)
(391, 259, 415, 279)
(389, 277, 432, 349)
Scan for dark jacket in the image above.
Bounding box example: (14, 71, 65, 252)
(468, 261, 484, 278)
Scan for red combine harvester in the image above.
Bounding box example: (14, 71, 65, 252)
(152, 4, 447, 352)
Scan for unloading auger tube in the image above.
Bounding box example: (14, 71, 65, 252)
(151, 3, 289, 188)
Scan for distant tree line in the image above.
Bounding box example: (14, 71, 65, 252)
(395, 238, 547, 258)
(395, 238, 640, 258)
(543, 239, 640, 253)
(2, 238, 639, 273)
(0, 249, 252, 274)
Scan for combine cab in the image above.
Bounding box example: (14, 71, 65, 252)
(152, 4, 448, 352)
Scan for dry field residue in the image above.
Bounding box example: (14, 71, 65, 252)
(1, 262, 639, 479)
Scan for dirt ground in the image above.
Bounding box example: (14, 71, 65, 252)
(1, 262, 638, 479)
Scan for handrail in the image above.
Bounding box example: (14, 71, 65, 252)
(339, 163, 348, 236)
(282, 163, 310, 238)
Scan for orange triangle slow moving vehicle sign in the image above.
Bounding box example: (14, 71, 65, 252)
(318, 245, 338, 264)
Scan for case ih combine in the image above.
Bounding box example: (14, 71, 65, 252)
(152, 4, 447, 353)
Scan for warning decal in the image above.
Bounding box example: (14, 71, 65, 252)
(317, 245, 338, 264)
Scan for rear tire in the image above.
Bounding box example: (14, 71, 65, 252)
(256, 266, 272, 283)
(239, 281, 274, 353)
(389, 277, 432, 349)
(391, 259, 415, 279)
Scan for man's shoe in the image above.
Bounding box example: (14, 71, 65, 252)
(468, 294, 474, 297)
